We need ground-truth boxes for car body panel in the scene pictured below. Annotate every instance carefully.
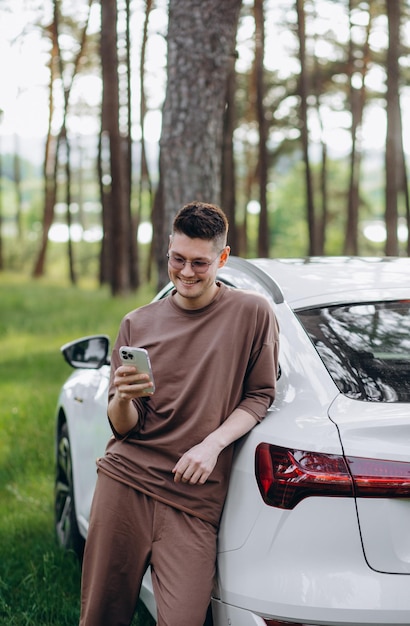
[328,395,410,462]
[216,497,410,624]
[217,294,344,554]
[57,366,111,536]
[328,395,410,574]
[250,257,410,308]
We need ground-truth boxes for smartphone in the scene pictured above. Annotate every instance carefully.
[119,346,155,393]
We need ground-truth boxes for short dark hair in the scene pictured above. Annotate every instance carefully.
[172,202,229,247]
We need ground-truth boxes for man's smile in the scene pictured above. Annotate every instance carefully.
[179,278,200,285]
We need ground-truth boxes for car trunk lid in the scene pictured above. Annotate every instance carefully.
[329,395,410,574]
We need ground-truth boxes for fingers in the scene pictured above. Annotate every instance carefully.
[172,441,219,485]
[173,467,206,485]
[114,365,153,398]
[172,456,211,485]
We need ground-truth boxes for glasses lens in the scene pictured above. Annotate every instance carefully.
[167,254,212,273]
[168,254,184,270]
[191,261,209,273]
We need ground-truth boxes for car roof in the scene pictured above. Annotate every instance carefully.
[239,257,410,309]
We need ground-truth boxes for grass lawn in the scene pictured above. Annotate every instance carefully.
[0,272,155,625]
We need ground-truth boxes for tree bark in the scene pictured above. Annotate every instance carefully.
[296,0,316,256]
[139,0,154,282]
[101,0,131,295]
[32,7,59,278]
[344,0,371,256]
[158,0,242,287]
[13,135,23,240]
[385,0,401,256]
[221,54,238,255]
[33,0,92,278]
[254,0,269,258]
[125,0,139,290]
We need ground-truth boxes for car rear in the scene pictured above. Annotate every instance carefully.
[300,298,410,577]
[214,258,410,626]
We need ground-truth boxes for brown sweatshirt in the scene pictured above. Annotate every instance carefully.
[97,282,279,527]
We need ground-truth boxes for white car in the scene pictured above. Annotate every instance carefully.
[55,256,410,626]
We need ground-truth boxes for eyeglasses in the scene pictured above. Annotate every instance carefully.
[167,250,223,274]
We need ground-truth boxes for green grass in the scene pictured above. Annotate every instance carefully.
[0,272,156,625]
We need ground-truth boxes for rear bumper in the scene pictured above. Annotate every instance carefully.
[215,498,410,625]
[211,598,410,626]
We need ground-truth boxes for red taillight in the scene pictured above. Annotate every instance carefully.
[255,443,410,509]
[348,456,410,496]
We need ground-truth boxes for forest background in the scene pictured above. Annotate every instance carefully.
[0,0,410,295]
[0,1,409,622]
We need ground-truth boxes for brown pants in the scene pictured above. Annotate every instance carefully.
[79,472,217,626]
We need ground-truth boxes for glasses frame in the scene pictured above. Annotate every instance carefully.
[167,249,224,274]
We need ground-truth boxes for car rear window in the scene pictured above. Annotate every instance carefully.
[296,300,410,402]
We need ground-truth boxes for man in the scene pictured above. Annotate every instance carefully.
[79,201,279,626]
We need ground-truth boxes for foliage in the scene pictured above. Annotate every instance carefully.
[0,273,155,625]
[1,149,391,280]
[0,0,409,285]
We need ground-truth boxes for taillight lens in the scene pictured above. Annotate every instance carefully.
[255,443,410,509]
[347,456,410,496]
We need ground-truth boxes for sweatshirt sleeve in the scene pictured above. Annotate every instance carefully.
[237,301,279,422]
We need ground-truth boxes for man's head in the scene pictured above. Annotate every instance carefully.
[168,201,230,310]
[172,201,229,251]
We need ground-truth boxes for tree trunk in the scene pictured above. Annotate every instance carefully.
[399,123,410,256]
[62,131,76,284]
[385,0,401,256]
[33,0,92,278]
[296,0,316,256]
[101,0,131,295]
[139,0,154,282]
[0,127,3,270]
[221,54,238,255]
[13,135,23,240]
[32,5,59,278]
[254,0,269,258]
[344,0,371,256]
[98,131,111,285]
[311,4,327,255]
[125,0,139,290]
[158,0,242,287]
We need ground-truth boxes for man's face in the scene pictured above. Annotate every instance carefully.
[167,232,229,310]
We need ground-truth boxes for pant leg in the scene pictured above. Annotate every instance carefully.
[79,473,153,626]
[150,503,217,626]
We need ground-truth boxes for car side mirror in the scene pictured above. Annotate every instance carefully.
[61,335,110,369]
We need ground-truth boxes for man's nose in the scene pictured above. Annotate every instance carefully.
[180,261,196,276]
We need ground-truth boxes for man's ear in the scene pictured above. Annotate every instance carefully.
[219,246,231,267]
